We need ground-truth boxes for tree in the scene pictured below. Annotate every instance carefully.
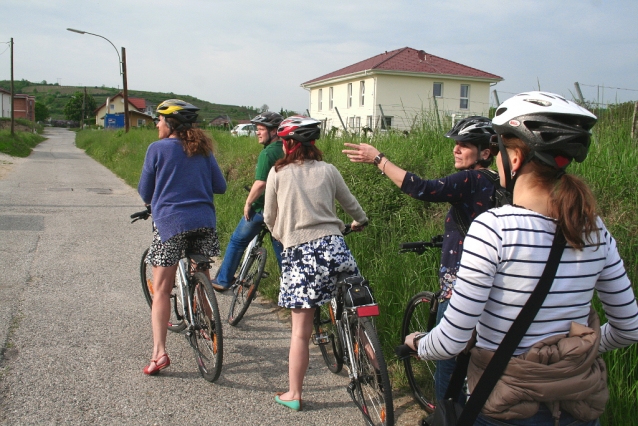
[35,102,50,122]
[259,104,269,113]
[64,91,97,122]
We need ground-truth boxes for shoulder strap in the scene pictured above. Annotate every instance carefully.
[446,228,566,426]
[475,168,500,184]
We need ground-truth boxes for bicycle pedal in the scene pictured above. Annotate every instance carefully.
[312,333,330,345]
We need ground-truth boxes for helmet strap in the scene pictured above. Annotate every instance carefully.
[499,135,516,194]
[284,140,301,155]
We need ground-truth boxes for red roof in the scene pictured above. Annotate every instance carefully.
[302,47,502,85]
[94,92,146,113]
[128,98,146,110]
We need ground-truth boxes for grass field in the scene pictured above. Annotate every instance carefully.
[0,119,45,157]
[74,110,637,424]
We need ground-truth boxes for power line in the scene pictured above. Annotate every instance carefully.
[579,83,638,92]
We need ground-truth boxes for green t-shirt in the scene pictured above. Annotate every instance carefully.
[252,140,284,212]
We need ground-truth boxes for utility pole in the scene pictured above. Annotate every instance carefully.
[574,82,585,105]
[122,47,129,132]
[10,38,14,136]
[81,87,86,129]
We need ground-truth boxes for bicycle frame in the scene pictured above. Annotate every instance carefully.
[175,258,196,327]
[236,225,268,282]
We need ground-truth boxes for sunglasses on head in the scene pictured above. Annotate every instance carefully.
[489,134,500,156]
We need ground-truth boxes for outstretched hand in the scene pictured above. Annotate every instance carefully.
[342,143,380,164]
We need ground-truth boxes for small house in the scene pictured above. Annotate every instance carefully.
[301,47,502,133]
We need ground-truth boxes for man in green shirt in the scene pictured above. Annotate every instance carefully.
[212,112,284,291]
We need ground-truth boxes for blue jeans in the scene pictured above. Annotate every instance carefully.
[474,406,601,426]
[435,299,465,404]
[216,211,283,286]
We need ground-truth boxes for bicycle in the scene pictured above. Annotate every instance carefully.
[132,207,224,382]
[312,225,394,426]
[394,234,443,414]
[226,222,269,326]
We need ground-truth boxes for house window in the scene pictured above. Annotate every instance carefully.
[360,81,365,106]
[347,83,353,108]
[433,82,443,98]
[381,116,392,129]
[348,116,361,132]
[318,89,323,111]
[137,119,144,127]
[109,104,115,111]
[460,84,470,109]
[329,87,334,110]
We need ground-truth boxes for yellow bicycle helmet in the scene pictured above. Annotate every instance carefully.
[156,99,199,131]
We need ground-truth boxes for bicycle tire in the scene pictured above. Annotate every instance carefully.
[140,249,186,332]
[190,272,223,382]
[228,247,267,326]
[401,291,437,413]
[140,248,154,308]
[313,299,344,373]
[350,317,394,426]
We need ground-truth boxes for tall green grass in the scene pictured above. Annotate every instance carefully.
[75,114,637,424]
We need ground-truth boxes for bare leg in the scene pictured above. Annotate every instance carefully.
[279,308,316,402]
[149,264,178,365]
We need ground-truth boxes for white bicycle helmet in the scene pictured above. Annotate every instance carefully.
[492,91,597,192]
[492,91,597,165]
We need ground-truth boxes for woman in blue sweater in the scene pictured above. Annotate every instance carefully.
[138,99,227,375]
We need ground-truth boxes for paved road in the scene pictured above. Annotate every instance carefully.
[0,128,397,425]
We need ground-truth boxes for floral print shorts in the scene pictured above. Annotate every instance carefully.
[278,235,359,309]
[146,224,220,267]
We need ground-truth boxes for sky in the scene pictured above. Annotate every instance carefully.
[2,0,637,114]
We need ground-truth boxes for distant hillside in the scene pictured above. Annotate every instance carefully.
[0,79,260,122]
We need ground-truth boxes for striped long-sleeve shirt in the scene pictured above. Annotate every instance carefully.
[417,205,638,360]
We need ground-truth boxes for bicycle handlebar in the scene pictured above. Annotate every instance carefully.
[394,344,417,360]
[398,234,444,254]
[130,206,151,223]
[343,221,368,236]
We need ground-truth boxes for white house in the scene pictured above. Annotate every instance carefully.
[0,87,11,118]
[301,47,502,133]
[94,92,154,128]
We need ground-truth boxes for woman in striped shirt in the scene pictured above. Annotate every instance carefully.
[406,92,638,425]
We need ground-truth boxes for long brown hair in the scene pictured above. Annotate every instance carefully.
[274,139,323,172]
[167,117,213,157]
[503,137,599,250]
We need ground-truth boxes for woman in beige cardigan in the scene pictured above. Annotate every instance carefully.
[264,116,368,411]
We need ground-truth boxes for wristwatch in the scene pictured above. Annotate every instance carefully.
[413,332,426,351]
[373,152,385,165]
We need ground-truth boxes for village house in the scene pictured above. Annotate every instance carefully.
[301,47,502,133]
[12,94,36,121]
[0,87,11,118]
[94,92,154,128]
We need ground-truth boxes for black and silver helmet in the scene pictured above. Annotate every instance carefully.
[445,116,495,150]
[251,111,284,129]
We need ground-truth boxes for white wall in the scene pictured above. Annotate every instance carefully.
[307,73,493,133]
[1,92,11,118]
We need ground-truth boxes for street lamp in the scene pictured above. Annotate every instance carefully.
[67,28,130,132]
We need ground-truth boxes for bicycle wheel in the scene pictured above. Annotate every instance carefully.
[140,248,154,308]
[401,291,437,413]
[313,299,344,373]
[350,317,394,426]
[190,272,223,382]
[228,247,267,326]
[140,249,186,332]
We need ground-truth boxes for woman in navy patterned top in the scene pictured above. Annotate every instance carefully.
[344,116,500,402]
